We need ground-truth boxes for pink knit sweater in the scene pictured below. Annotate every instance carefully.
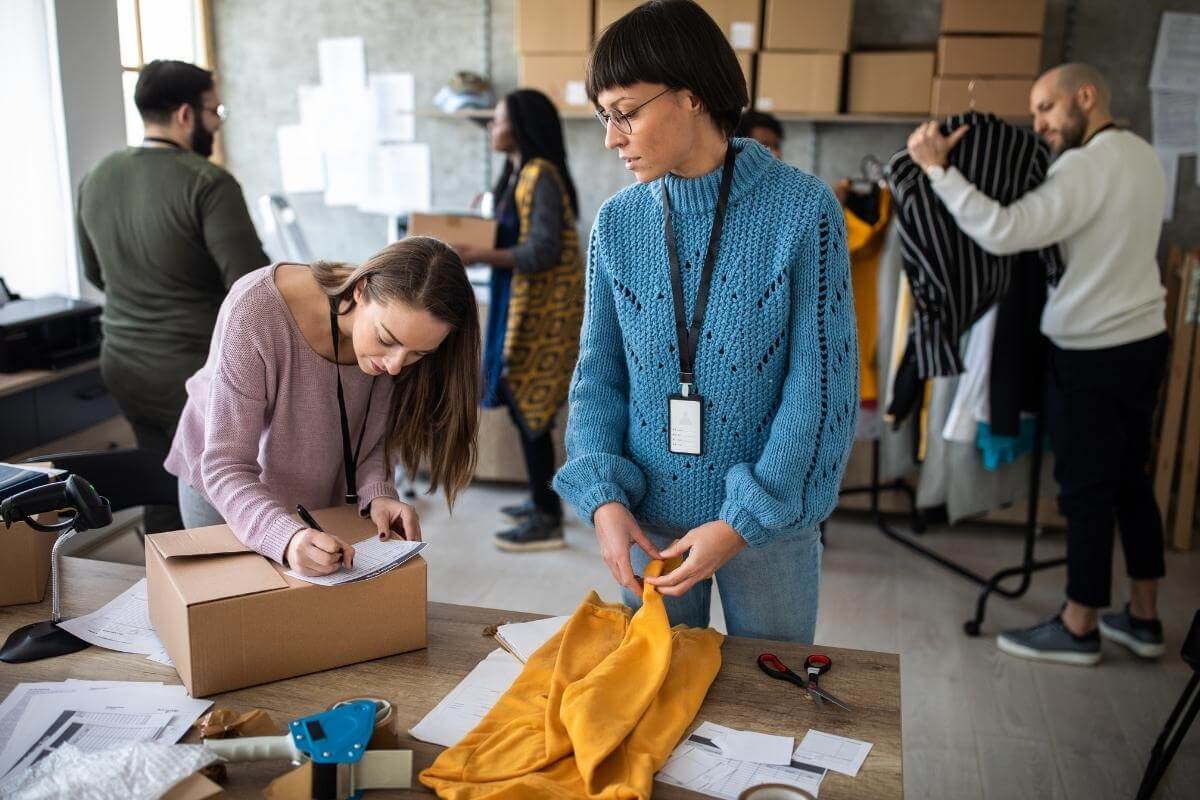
[165,265,398,562]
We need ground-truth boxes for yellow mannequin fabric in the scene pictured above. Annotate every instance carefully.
[842,187,892,404]
[420,558,724,799]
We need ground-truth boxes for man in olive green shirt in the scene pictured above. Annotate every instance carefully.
[77,59,269,532]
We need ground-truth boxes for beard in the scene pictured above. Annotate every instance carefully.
[191,116,215,158]
[1053,100,1088,155]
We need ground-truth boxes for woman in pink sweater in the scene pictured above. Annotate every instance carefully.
[166,238,480,576]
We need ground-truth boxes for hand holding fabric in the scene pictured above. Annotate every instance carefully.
[907,121,970,170]
[594,502,662,595]
[646,520,747,597]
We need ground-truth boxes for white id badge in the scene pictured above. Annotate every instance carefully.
[668,394,704,455]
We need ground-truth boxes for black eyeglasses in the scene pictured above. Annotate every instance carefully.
[200,103,228,122]
[594,88,672,135]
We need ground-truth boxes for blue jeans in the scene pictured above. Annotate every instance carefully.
[622,525,822,643]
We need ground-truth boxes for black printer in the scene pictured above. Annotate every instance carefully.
[0,279,102,372]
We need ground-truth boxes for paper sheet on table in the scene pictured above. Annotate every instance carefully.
[318,36,366,91]
[793,730,873,778]
[0,684,210,783]
[277,124,325,193]
[408,648,523,747]
[370,73,416,142]
[56,578,165,655]
[494,615,570,662]
[358,143,431,215]
[1149,12,1200,94]
[286,537,427,585]
[712,727,794,766]
[1152,91,1199,153]
[657,721,825,799]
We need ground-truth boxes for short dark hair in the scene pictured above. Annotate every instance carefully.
[134,60,214,124]
[586,0,748,138]
[734,110,783,141]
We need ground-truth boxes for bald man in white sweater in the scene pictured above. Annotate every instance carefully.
[907,63,1169,666]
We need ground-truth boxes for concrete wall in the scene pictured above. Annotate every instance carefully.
[212,0,1199,265]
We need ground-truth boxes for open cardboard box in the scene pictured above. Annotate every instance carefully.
[146,505,427,697]
[0,464,64,607]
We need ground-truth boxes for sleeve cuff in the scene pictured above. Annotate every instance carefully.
[572,482,631,526]
[260,514,306,565]
[719,500,771,549]
[357,480,400,517]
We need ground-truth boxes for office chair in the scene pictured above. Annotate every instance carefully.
[20,448,177,522]
[1136,609,1200,799]
[257,194,314,263]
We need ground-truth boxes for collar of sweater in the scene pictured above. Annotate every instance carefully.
[654,137,773,216]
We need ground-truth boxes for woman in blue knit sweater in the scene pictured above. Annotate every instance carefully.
[552,0,858,642]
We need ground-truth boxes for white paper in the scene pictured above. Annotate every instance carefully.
[730,22,755,50]
[793,730,873,778]
[370,73,416,141]
[1152,91,1199,153]
[357,143,432,215]
[408,649,523,747]
[277,124,325,193]
[56,579,165,656]
[1157,146,1182,222]
[318,36,366,91]
[1149,12,1200,93]
[0,682,158,763]
[299,85,374,153]
[657,722,825,799]
[146,647,175,667]
[323,148,370,207]
[564,80,587,107]
[714,728,795,766]
[494,615,570,662]
[286,537,427,585]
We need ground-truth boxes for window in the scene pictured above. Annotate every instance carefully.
[116,0,215,148]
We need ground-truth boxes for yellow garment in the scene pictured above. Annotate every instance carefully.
[504,158,585,436]
[420,558,724,799]
[842,186,892,404]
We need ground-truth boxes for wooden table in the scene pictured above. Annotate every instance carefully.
[0,559,903,798]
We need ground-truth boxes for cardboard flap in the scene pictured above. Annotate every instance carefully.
[151,525,255,558]
[150,525,288,605]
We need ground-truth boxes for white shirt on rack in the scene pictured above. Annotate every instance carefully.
[928,128,1167,351]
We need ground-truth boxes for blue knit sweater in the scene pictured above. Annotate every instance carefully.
[552,139,858,548]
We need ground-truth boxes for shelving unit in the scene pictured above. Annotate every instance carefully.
[417,107,939,125]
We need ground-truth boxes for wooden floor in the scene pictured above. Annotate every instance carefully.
[412,480,1200,800]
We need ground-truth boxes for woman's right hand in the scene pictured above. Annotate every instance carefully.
[593,502,662,594]
[284,528,355,576]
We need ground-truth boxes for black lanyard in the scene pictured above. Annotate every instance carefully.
[1082,121,1117,146]
[662,144,737,395]
[329,300,376,505]
[142,137,182,149]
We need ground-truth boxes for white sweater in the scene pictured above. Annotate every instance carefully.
[929,128,1167,350]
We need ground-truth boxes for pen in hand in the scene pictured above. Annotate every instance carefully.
[295,504,352,571]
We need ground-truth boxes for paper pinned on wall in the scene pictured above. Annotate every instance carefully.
[299,85,374,153]
[277,124,325,193]
[324,148,370,207]
[1158,146,1181,223]
[1152,90,1199,153]
[358,143,432,215]
[318,36,367,91]
[1149,12,1200,94]
[370,73,417,142]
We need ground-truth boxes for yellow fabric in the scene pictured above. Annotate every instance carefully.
[842,187,892,404]
[504,158,585,436]
[420,558,724,799]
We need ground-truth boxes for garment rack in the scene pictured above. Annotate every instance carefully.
[838,412,1066,636]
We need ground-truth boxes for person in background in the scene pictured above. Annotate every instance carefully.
[554,0,858,642]
[165,240,481,576]
[906,63,1169,665]
[76,59,269,533]
[733,110,783,158]
[452,89,584,553]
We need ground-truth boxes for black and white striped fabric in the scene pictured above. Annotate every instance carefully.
[886,111,1065,378]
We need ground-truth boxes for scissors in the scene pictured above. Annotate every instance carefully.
[757,652,853,712]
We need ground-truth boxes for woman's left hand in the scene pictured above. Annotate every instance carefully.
[369,497,422,542]
[645,520,747,597]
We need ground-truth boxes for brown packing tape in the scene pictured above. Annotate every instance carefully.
[195,707,282,739]
[328,697,400,750]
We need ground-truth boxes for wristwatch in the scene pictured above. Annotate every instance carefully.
[925,164,946,181]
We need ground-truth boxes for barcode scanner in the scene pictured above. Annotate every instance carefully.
[1,474,113,663]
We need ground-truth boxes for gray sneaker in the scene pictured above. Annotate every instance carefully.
[1099,604,1165,659]
[997,614,1101,666]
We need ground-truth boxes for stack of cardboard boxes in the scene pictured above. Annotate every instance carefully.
[515,0,593,113]
[755,0,852,115]
[932,0,1045,118]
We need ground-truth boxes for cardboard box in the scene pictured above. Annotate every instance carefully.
[0,513,57,606]
[696,0,762,51]
[940,0,1045,35]
[146,505,427,697]
[594,0,641,37]
[737,51,754,95]
[848,51,934,114]
[931,76,1033,118]
[515,0,591,54]
[764,0,854,52]
[518,54,591,111]
[755,52,843,114]
[937,35,1042,77]
[407,213,497,250]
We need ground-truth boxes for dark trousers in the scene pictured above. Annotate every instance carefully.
[501,382,562,519]
[1047,333,1168,609]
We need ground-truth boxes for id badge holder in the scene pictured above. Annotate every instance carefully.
[668,388,704,456]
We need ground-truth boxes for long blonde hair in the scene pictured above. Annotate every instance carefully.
[311,238,480,507]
